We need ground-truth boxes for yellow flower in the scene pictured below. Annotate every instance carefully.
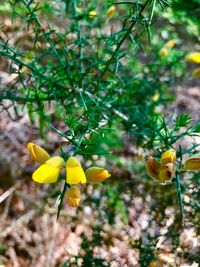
[165,39,177,49]
[27,143,65,184]
[183,154,200,171]
[27,142,50,164]
[66,157,86,184]
[66,186,81,207]
[192,67,200,78]
[106,5,116,19]
[146,150,176,183]
[85,167,111,183]
[32,156,65,183]
[161,149,176,165]
[145,157,161,181]
[186,52,200,64]
[89,10,97,18]
[159,163,175,182]
[159,47,168,57]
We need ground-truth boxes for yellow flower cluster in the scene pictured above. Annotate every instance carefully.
[75,6,97,19]
[186,52,200,78]
[27,143,111,207]
[159,39,177,57]
[146,149,176,183]
[146,149,200,183]
[75,5,116,20]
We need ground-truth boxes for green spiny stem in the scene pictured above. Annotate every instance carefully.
[0,94,57,102]
[175,171,183,221]
[100,0,151,78]
[0,90,129,122]
[49,124,80,147]
[57,181,70,220]
[0,48,72,91]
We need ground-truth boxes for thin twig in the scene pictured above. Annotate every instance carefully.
[0,209,36,238]
[0,181,22,204]
[100,0,151,78]
[175,171,183,223]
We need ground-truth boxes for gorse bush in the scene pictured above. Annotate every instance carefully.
[0,0,200,216]
[0,0,193,144]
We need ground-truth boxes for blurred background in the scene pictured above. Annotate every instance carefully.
[0,0,199,266]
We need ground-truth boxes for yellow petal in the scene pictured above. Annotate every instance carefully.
[161,149,176,165]
[45,156,65,169]
[165,39,176,49]
[145,157,161,181]
[159,163,175,182]
[32,164,60,183]
[106,5,116,18]
[66,157,86,184]
[186,52,200,64]
[159,47,168,57]
[27,143,50,164]
[184,154,200,171]
[192,67,200,78]
[85,167,111,183]
[66,186,81,208]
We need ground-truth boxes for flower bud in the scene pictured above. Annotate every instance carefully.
[186,52,200,64]
[106,5,116,19]
[184,154,200,171]
[66,186,81,208]
[145,157,161,181]
[66,157,86,184]
[27,143,50,164]
[159,163,175,182]
[85,167,111,183]
[161,149,176,165]
[159,47,168,57]
[165,39,176,49]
